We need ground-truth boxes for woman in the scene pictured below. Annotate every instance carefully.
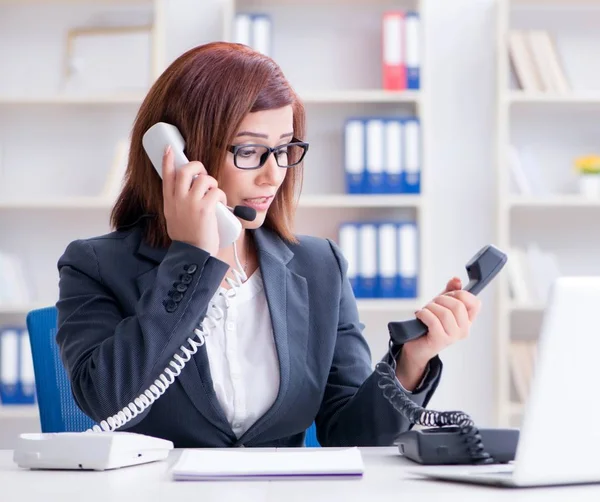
[56,41,481,448]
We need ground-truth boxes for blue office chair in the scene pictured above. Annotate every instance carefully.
[305,422,320,447]
[26,306,95,433]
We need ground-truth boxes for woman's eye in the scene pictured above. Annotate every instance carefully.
[238,148,257,158]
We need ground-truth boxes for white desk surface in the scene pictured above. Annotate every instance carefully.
[2,447,600,501]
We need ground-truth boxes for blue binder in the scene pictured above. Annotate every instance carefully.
[377,222,401,297]
[405,12,420,90]
[0,326,20,404]
[365,119,385,194]
[401,118,421,194]
[344,119,366,194]
[397,221,419,298]
[338,223,359,294]
[357,223,378,298]
[383,119,403,194]
[18,328,36,405]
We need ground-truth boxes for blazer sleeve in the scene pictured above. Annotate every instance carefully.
[56,238,229,429]
[314,239,443,447]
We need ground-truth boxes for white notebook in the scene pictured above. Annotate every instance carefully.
[171,447,364,481]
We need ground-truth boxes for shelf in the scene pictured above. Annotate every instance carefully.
[356,299,421,312]
[0,93,146,105]
[507,195,600,208]
[509,301,545,313]
[0,303,49,315]
[0,405,38,419]
[0,90,419,106]
[0,197,114,209]
[298,194,421,208]
[299,90,420,104]
[507,92,600,104]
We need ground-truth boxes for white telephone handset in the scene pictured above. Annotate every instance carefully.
[142,122,242,248]
[13,124,257,472]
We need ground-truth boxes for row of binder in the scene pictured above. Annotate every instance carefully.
[382,11,420,90]
[344,117,420,194]
[233,10,421,91]
[0,326,36,405]
[339,221,418,299]
[234,13,272,57]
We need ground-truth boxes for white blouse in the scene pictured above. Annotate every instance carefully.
[204,269,280,438]
[203,268,424,439]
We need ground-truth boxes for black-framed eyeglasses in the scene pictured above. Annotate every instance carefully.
[226,138,309,169]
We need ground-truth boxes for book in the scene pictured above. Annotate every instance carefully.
[171,447,364,481]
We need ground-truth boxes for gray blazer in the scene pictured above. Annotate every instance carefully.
[56,218,442,448]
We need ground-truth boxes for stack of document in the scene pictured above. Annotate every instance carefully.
[171,447,364,481]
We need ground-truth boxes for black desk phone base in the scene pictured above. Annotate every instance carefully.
[378,245,516,466]
[395,427,519,465]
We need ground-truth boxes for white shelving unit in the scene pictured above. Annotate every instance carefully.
[0,0,430,436]
[495,0,600,427]
[225,0,431,355]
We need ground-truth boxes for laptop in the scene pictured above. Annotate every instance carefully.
[410,276,600,487]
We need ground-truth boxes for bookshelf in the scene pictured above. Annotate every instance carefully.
[0,0,429,435]
[495,0,600,427]
[226,0,430,352]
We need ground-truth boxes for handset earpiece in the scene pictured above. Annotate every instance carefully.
[387,245,507,346]
[142,122,255,248]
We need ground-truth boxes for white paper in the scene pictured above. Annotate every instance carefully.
[171,447,364,481]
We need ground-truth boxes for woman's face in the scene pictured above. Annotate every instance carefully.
[218,105,294,229]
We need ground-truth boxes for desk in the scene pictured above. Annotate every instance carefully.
[2,447,600,501]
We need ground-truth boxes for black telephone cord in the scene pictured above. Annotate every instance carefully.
[375,343,494,465]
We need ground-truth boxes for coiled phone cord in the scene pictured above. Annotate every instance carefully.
[88,243,247,433]
[375,342,494,465]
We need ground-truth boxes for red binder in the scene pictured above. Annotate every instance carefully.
[382,11,406,90]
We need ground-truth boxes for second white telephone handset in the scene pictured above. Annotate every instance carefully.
[142,122,247,248]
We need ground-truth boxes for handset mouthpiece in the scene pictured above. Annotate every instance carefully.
[228,205,257,222]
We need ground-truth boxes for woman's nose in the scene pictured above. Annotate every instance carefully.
[256,154,281,185]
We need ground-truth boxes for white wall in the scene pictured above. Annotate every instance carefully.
[422,0,498,425]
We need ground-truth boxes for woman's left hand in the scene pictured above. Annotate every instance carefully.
[401,277,482,369]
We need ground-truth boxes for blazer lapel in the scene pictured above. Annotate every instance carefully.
[134,235,234,435]
[237,228,309,445]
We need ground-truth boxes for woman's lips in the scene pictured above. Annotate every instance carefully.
[242,196,274,211]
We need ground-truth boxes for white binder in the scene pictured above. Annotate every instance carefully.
[0,328,19,404]
[398,222,418,298]
[384,119,403,193]
[345,120,365,193]
[359,224,377,298]
[366,119,385,193]
[403,119,421,193]
[252,15,271,56]
[339,223,359,293]
[234,14,252,47]
[378,223,399,297]
[19,329,36,403]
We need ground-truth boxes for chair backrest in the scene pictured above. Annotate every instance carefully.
[305,422,320,447]
[26,306,95,433]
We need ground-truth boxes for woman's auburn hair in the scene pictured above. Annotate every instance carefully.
[110,41,305,248]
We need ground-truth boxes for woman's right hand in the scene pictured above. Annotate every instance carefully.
[161,145,227,256]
